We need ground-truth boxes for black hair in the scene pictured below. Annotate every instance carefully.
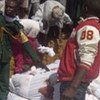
[86,0,100,17]
[5,0,21,7]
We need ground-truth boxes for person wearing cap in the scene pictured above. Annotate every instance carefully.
[32,0,72,37]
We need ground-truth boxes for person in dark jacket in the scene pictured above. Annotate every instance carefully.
[0,0,49,99]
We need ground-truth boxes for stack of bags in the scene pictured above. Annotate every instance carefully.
[8,60,60,100]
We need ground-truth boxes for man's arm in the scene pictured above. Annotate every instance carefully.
[19,30,49,71]
[61,65,88,100]
[70,65,88,89]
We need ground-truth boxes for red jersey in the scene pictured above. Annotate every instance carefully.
[57,17,100,83]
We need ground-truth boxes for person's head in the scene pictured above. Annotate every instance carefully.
[85,0,100,17]
[5,0,20,17]
[52,6,64,20]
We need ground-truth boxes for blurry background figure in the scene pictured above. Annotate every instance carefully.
[0,0,5,14]
[28,0,40,18]
[17,0,29,18]
[32,0,72,33]
[21,0,29,10]
[32,0,72,45]
[65,0,86,26]
[18,0,40,19]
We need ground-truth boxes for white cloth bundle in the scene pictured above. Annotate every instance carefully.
[38,45,55,57]
[9,69,58,99]
[20,19,40,38]
[87,74,100,99]
[7,92,28,100]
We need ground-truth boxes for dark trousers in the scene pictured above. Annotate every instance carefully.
[60,82,89,100]
[0,61,10,100]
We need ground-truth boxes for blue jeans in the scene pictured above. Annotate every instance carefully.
[60,82,89,100]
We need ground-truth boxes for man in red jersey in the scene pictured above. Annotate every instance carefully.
[57,0,100,100]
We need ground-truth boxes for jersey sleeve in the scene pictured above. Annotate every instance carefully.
[77,25,100,69]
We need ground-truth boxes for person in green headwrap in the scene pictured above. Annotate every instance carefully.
[0,0,49,99]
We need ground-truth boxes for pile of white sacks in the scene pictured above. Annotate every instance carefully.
[8,59,100,100]
[86,75,100,100]
[8,60,60,100]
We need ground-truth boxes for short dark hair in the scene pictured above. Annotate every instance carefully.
[86,0,100,17]
[5,0,21,7]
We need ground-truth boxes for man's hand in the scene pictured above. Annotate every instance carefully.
[39,86,54,99]
[61,87,77,100]
[61,66,89,100]
[34,60,50,71]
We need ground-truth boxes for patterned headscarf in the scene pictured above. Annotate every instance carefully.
[52,6,64,19]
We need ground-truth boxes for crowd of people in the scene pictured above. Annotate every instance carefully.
[0,0,100,100]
